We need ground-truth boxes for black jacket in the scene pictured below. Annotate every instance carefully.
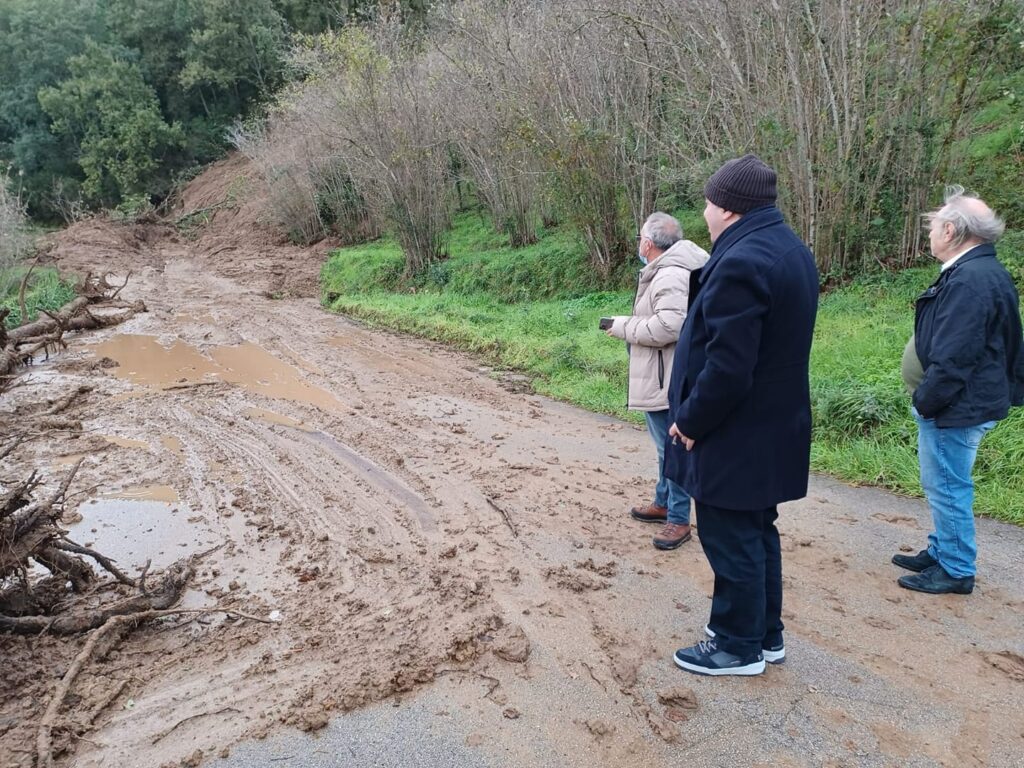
[913,243,1024,426]
[664,206,819,510]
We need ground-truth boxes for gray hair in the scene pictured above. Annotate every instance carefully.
[641,212,683,250]
[927,184,1005,246]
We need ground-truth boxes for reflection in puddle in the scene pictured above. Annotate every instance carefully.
[70,498,202,570]
[93,335,345,413]
[245,407,314,432]
[104,485,180,503]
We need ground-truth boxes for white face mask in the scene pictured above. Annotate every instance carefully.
[638,249,648,265]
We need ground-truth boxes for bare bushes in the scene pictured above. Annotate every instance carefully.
[242,0,1019,281]
[651,0,1014,276]
[1,169,32,298]
[239,20,450,272]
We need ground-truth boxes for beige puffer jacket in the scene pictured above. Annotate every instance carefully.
[609,239,710,411]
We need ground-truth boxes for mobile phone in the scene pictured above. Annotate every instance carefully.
[599,317,613,330]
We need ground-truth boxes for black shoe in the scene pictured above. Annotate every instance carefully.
[673,639,765,676]
[704,625,785,664]
[898,564,974,595]
[892,549,937,573]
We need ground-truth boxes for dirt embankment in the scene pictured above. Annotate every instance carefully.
[2,154,1023,768]
[44,153,334,299]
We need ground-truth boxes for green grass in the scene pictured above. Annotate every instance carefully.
[322,215,1024,524]
[811,258,1024,523]
[2,268,78,328]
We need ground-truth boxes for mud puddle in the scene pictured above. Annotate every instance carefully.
[92,334,346,413]
[70,496,209,571]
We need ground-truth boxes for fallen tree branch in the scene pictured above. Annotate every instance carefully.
[37,614,132,768]
[17,255,41,331]
[0,558,194,635]
[485,496,519,538]
[150,706,240,745]
[85,678,130,726]
[0,435,24,461]
[44,386,93,417]
[110,271,132,300]
[53,540,136,587]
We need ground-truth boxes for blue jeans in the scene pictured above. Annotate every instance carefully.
[644,410,691,525]
[913,407,995,578]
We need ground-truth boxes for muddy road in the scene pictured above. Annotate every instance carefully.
[2,234,1024,768]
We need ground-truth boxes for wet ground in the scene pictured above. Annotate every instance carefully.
[2,237,1024,768]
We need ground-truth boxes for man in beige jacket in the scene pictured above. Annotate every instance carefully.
[606,212,710,549]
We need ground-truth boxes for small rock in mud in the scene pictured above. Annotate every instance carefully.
[664,706,691,723]
[181,750,204,768]
[493,624,530,664]
[985,651,1024,682]
[585,718,615,737]
[575,558,618,578]
[657,685,699,710]
[544,565,609,593]
[502,707,520,719]
[297,709,330,732]
[440,545,457,559]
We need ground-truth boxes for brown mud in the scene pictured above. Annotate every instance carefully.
[1,157,1023,768]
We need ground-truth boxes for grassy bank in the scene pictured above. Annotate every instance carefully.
[1,268,77,329]
[322,218,1024,524]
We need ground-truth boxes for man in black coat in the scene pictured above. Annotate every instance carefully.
[664,154,819,676]
[894,186,1024,594]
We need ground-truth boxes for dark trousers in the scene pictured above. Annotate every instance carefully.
[696,501,783,659]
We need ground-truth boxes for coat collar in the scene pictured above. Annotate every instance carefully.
[941,242,995,273]
[699,206,783,282]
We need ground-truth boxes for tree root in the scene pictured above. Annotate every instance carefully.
[0,558,194,635]
[0,273,146,388]
[35,603,273,767]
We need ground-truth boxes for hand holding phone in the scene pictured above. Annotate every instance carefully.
[599,317,613,331]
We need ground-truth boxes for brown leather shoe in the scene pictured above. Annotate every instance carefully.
[630,503,668,523]
[653,523,692,550]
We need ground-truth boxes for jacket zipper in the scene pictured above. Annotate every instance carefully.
[625,270,642,408]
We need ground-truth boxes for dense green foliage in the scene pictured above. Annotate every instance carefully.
[323,217,1024,523]
[0,0,430,219]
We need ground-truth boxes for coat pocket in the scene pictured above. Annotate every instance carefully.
[658,349,665,390]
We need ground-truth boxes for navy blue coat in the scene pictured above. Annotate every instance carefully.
[913,243,1024,426]
[664,206,819,510]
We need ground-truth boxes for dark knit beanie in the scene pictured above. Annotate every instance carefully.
[703,154,777,214]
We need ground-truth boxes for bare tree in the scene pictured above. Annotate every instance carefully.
[1,169,32,302]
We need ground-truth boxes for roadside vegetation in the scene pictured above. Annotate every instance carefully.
[324,221,1024,523]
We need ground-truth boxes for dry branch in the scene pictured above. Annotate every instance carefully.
[0,558,194,635]
[0,273,146,386]
[37,613,132,768]
[53,540,136,587]
[485,495,518,538]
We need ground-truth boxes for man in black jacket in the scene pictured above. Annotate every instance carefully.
[894,186,1024,595]
[664,155,819,676]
